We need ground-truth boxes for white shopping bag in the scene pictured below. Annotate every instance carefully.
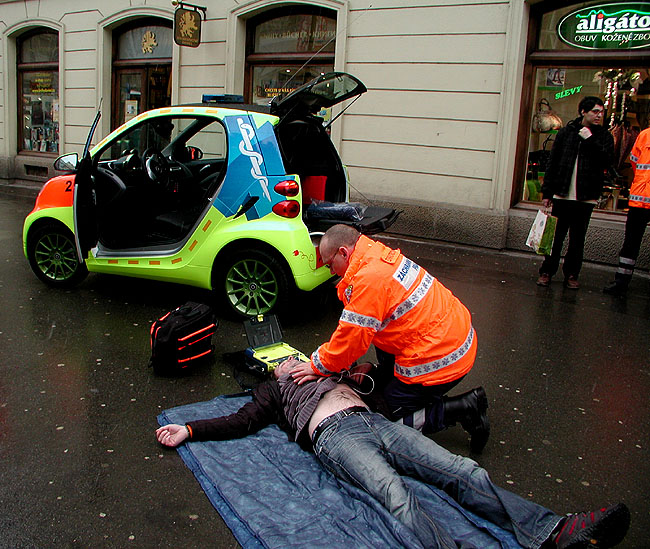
[526,209,557,255]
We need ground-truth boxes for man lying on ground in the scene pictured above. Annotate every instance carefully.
[156,358,630,549]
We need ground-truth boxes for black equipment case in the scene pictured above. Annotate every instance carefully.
[149,302,217,375]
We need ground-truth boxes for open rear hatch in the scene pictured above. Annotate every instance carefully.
[271,72,398,235]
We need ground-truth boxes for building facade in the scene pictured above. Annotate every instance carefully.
[1,0,648,267]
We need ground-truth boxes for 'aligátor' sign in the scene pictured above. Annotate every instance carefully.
[558,3,650,50]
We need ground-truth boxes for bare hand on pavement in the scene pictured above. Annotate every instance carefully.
[156,424,189,447]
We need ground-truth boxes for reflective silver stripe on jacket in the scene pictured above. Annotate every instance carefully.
[340,309,382,331]
[630,153,638,162]
[311,270,436,376]
[629,194,650,203]
[634,162,650,170]
[311,347,331,376]
[380,272,435,331]
[394,326,475,379]
[337,272,435,333]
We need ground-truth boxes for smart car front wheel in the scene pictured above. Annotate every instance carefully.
[217,249,291,318]
[27,224,88,287]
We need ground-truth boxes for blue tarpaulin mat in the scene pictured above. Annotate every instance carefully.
[158,395,522,549]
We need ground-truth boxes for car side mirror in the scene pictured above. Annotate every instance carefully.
[54,153,79,172]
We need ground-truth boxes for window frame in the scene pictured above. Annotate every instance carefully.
[16,28,59,156]
[244,6,337,103]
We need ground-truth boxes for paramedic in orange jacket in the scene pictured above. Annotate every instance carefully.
[603,127,650,296]
[292,224,489,453]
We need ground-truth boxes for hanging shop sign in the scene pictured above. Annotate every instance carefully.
[173,2,206,48]
[558,3,650,50]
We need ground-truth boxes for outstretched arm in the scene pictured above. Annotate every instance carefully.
[156,424,189,447]
[155,380,286,446]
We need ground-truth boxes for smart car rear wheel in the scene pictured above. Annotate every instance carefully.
[218,249,291,318]
[27,224,88,287]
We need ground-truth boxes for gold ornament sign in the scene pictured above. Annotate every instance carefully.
[174,7,202,48]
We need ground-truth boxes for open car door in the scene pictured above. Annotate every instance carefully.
[72,110,102,259]
[270,71,367,118]
[271,72,398,235]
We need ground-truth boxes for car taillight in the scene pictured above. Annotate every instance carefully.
[272,200,300,218]
[274,180,300,197]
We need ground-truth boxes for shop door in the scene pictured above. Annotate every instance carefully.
[113,65,171,130]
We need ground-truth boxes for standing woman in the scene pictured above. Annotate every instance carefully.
[536,96,614,289]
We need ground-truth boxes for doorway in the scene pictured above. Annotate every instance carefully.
[111,19,172,130]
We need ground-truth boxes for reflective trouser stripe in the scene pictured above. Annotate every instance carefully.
[616,256,635,276]
[396,408,426,431]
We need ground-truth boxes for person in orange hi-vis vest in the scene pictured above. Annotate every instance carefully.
[291,224,489,453]
[604,126,650,296]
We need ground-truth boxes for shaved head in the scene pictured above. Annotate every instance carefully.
[320,225,361,259]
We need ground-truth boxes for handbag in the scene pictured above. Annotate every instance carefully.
[149,301,218,375]
[532,99,563,133]
[528,134,554,173]
[526,209,557,256]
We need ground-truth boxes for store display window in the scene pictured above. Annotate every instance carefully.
[525,66,648,212]
[245,8,336,106]
[18,30,59,154]
[521,2,650,213]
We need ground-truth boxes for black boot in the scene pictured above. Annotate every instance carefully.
[443,387,490,453]
[603,273,630,296]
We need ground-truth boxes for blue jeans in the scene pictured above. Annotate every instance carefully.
[313,411,560,548]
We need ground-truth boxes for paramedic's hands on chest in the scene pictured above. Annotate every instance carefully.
[282,357,330,385]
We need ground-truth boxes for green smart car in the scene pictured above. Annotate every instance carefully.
[23,72,398,317]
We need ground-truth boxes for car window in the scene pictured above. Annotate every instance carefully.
[184,121,226,160]
[97,116,226,162]
[98,117,175,162]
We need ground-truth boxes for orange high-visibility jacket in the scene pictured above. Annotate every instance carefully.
[311,236,476,386]
[629,127,650,210]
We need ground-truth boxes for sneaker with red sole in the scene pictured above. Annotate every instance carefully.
[552,503,630,548]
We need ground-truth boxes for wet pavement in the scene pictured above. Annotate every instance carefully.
[1,188,649,548]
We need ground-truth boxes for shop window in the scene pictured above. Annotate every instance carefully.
[521,2,650,213]
[525,66,648,212]
[111,20,172,130]
[17,30,59,154]
[245,7,336,105]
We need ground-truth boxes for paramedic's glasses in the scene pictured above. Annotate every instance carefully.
[322,248,342,268]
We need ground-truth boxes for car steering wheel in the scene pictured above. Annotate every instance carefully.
[142,148,170,186]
